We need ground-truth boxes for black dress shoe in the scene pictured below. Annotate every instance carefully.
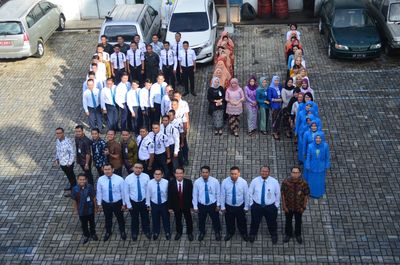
[198,233,205,241]
[188,233,194,241]
[248,235,255,243]
[296,235,303,244]
[174,233,182,240]
[82,236,90,244]
[103,233,111,241]
[224,234,233,241]
[132,234,138,241]
[165,233,171,240]
[121,232,127,241]
[283,235,291,243]
[215,232,222,241]
[145,233,152,240]
[182,91,189,96]
[241,234,248,242]
[153,234,159,240]
[91,234,99,241]
[191,91,197,96]
[272,236,278,244]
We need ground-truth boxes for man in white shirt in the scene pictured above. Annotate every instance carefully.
[220,166,249,241]
[136,127,154,175]
[248,165,281,244]
[148,123,170,180]
[115,73,131,131]
[82,71,103,92]
[146,168,171,240]
[133,34,146,53]
[110,45,127,84]
[150,74,167,124]
[101,78,118,131]
[139,79,152,131]
[82,79,102,129]
[160,114,179,179]
[124,162,151,241]
[96,164,127,241]
[126,41,144,86]
[178,41,197,96]
[161,85,173,116]
[170,32,183,86]
[172,93,190,166]
[159,41,176,88]
[192,165,222,241]
[126,80,141,134]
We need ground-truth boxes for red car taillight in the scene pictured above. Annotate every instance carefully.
[23,32,29,42]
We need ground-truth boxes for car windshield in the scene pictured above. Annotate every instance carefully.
[389,3,400,22]
[0,21,23,35]
[169,12,209,32]
[104,25,137,42]
[333,9,375,28]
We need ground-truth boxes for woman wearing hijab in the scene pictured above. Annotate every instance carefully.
[297,114,315,164]
[214,46,232,75]
[244,76,258,136]
[214,60,231,89]
[301,78,314,99]
[281,78,295,138]
[305,132,330,198]
[217,31,235,50]
[225,78,245,137]
[256,77,270,135]
[207,77,225,135]
[282,78,295,108]
[267,76,283,140]
[302,121,325,165]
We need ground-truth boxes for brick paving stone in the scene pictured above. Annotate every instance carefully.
[0,25,399,264]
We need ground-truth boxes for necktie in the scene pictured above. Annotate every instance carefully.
[176,42,179,58]
[261,180,266,207]
[157,182,162,204]
[166,50,169,66]
[108,177,113,202]
[90,90,97,108]
[148,89,151,107]
[137,176,142,201]
[138,138,143,150]
[205,181,210,204]
[111,88,116,105]
[133,50,136,67]
[164,126,167,135]
[232,181,236,206]
[185,50,188,67]
[153,134,157,151]
[178,182,184,209]
[136,90,140,107]
[116,52,120,69]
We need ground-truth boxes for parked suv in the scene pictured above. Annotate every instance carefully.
[0,0,65,59]
[367,0,400,55]
[99,4,161,45]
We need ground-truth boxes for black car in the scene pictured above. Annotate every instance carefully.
[318,0,382,59]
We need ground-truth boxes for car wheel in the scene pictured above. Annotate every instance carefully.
[57,15,66,31]
[34,40,44,58]
[318,18,324,34]
[327,43,334,59]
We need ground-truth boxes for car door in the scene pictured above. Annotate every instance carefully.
[147,6,160,37]
[209,0,217,44]
[380,1,392,41]
[26,4,44,51]
[39,1,58,41]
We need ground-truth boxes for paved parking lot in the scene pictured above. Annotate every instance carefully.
[0,24,399,265]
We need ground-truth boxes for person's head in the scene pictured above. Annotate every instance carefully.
[97,44,104,53]
[106,78,114,88]
[260,77,268,88]
[87,79,95,90]
[106,130,116,141]
[171,99,179,110]
[175,167,185,181]
[131,80,139,89]
[152,34,159,43]
[311,122,318,132]
[145,79,152,89]
[77,173,88,187]
[75,125,84,138]
[121,130,131,141]
[130,41,138,50]
[173,91,182,101]
[260,165,270,179]
[295,76,303,87]
[290,23,298,30]
[92,55,99,63]
[286,78,293,88]
[315,135,322,145]
[222,35,228,41]
[146,44,153,53]
[139,127,148,138]
[117,35,124,44]
[292,46,299,54]
[302,79,309,89]
[91,128,100,140]
[168,109,176,120]
[295,56,302,66]
[133,162,144,175]
[175,32,181,42]
[55,127,64,140]
[229,78,239,89]
[230,166,240,182]
[290,166,301,179]
[153,168,163,181]
[152,123,160,134]
[200,165,210,180]
[98,52,104,61]
[103,164,113,177]
[248,77,256,87]
[182,41,189,50]
[157,74,165,84]
[163,41,170,50]
[161,115,170,126]
[297,93,304,102]
[211,77,220,88]
[113,45,120,53]
[121,73,129,83]
[272,75,280,87]
[91,63,98,72]
[100,35,108,44]
[88,71,95,80]
[304,92,313,102]
[165,85,173,94]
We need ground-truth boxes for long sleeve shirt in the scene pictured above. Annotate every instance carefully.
[192,176,220,209]
[150,82,167,106]
[126,88,141,114]
[146,178,169,206]
[139,87,151,110]
[160,95,171,116]
[96,174,125,205]
[160,123,179,155]
[82,88,101,112]
[220,176,249,210]
[124,172,150,207]
[55,137,75,166]
[248,176,281,208]
[101,86,117,110]
[115,81,131,108]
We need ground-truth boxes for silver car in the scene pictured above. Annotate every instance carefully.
[0,0,65,59]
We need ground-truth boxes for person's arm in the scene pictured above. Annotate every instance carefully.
[192,181,198,210]
[146,182,151,208]
[67,139,75,165]
[159,51,163,71]
[173,52,177,72]
[96,180,102,206]
[172,127,180,156]
[82,92,89,114]
[192,51,197,72]
[215,179,221,209]
[220,181,226,211]
[149,87,155,108]
[248,180,254,207]
[100,90,106,111]
[243,181,249,211]
[274,181,281,208]
[126,92,135,115]
[120,179,126,206]
[305,145,312,170]
[124,179,132,209]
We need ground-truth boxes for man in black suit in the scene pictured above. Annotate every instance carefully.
[168,167,194,241]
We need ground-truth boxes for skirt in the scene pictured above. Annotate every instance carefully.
[228,115,240,134]
[212,109,224,130]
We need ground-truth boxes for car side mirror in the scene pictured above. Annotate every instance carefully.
[212,22,218,28]
[154,11,158,16]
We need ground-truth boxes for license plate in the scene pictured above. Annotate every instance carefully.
[352,54,366,58]
[0,41,12,46]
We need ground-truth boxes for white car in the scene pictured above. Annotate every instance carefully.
[166,0,217,64]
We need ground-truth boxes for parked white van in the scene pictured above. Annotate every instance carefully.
[166,0,217,63]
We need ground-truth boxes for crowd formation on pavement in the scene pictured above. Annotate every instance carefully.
[53,24,330,246]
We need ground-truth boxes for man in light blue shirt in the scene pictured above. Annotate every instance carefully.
[220,166,249,241]
[192,165,221,241]
[82,79,102,129]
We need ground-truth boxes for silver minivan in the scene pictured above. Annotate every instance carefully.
[99,4,161,45]
[0,0,65,59]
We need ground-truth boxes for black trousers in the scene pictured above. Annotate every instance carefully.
[162,65,175,88]
[79,163,94,185]
[87,106,103,130]
[141,108,151,132]
[102,200,125,234]
[225,204,248,236]
[167,144,179,179]
[285,210,302,237]
[198,203,221,234]
[173,208,193,234]
[105,104,118,131]
[114,68,125,85]
[249,203,278,238]
[154,152,169,180]
[79,213,96,237]
[129,64,143,85]
[117,104,129,131]
[129,200,150,236]
[175,61,182,85]
[150,202,170,235]
[182,66,195,93]
[178,134,189,165]
[129,106,140,134]
[60,163,76,188]
[150,103,161,125]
